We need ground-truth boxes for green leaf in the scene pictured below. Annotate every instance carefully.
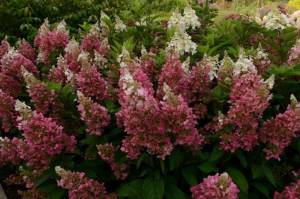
[169,149,185,171]
[35,169,54,187]
[251,164,263,179]
[236,150,247,168]
[209,145,224,162]
[198,162,217,173]
[263,165,276,187]
[252,182,269,197]
[164,183,189,199]
[142,177,164,199]
[118,179,144,198]
[182,166,198,186]
[227,168,249,193]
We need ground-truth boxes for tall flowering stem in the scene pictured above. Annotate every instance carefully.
[211,73,272,152]
[14,101,76,170]
[0,89,17,132]
[259,96,300,160]
[274,179,300,199]
[161,83,204,149]
[97,143,129,180]
[157,54,190,101]
[117,67,172,159]
[34,19,69,64]
[191,172,239,199]
[55,166,110,199]
[77,91,110,136]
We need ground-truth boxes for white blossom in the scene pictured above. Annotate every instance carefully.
[233,50,257,76]
[166,31,197,55]
[115,15,127,32]
[183,6,201,30]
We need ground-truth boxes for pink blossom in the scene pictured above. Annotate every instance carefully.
[14,109,76,170]
[77,91,110,136]
[259,104,300,160]
[0,90,16,132]
[161,84,204,149]
[157,53,190,100]
[191,173,239,199]
[0,39,10,59]
[188,60,213,118]
[210,73,272,152]
[0,137,21,166]
[80,29,109,56]
[76,64,108,101]
[117,67,172,159]
[56,167,110,199]
[274,179,300,199]
[288,40,300,65]
[0,49,37,97]
[17,39,36,62]
[34,20,69,64]
[64,38,81,72]
[97,143,129,180]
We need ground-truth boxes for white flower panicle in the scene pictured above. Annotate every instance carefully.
[115,15,127,32]
[256,10,291,30]
[183,6,201,30]
[166,31,197,55]
[233,50,257,76]
[264,74,275,90]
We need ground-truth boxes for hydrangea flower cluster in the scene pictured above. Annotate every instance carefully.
[0,137,21,166]
[55,166,110,199]
[77,91,110,136]
[210,73,273,152]
[255,10,291,30]
[0,48,37,97]
[288,39,300,65]
[259,96,300,160]
[22,68,62,116]
[76,59,108,101]
[167,7,200,55]
[0,89,17,132]
[117,67,172,159]
[274,179,300,199]
[161,83,204,149]
[14,101,76,170]
[34,19,69,64]
[97,143,129,180]
[190,172,239,199]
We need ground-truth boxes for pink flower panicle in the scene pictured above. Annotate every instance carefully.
[157,53,190,100]
[64,38,81,72]
[17,39,36,62]
[191,172,239,199]
[0,48,37,97]
[259,98,300,160]
[48,55,68,84]
[0,89,16,132]
[0,39,10,60]
[0,137,21,166]
[274,179,300,199]
[14,106,76,169]
[22,68,62,116]
[80,27,109,57]
[97,143,129,180]
[55,166,110,199]
[76,61,108,102]
[77,91,110,136]
[161,83,204,149]
[212,73,272,152]
[188,60,214,118]
[288,39,300,65]
[117,67,172,159]
[34,19,69,64]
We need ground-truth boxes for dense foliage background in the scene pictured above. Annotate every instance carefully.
[0,0,300,199]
